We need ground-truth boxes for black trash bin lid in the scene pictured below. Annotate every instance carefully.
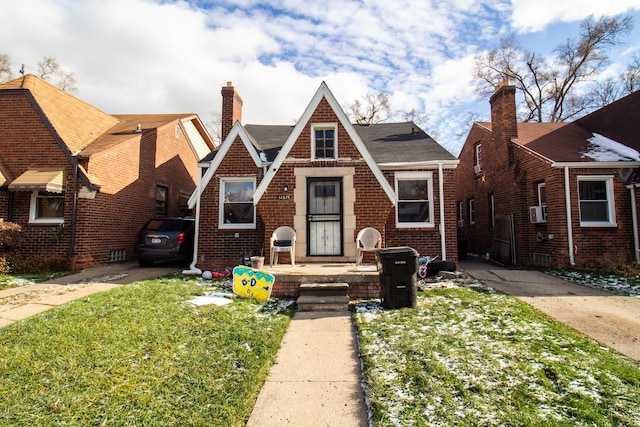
[376,246,419,257]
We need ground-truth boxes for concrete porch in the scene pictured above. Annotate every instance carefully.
[262,262,381,299]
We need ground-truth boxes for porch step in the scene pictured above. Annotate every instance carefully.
[297,283,350,311]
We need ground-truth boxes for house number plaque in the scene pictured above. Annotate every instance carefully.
[277,195,291,200]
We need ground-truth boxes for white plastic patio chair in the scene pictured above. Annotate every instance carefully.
[356,227,382,267]
[270,226,296,266]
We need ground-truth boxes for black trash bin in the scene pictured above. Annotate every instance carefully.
[376,246,419,309]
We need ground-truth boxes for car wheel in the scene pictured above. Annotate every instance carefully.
[138,259,154,267]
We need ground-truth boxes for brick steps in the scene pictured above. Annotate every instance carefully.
[296,283,350,312]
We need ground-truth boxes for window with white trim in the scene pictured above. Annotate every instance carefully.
[468,198,475,225]
[30,191,65,224]
[578,176,616,226]
[457,200,464,228]
[475,143,482,170]
[395,172,434,228]
[537,182,548,221]
[312,124,337,160]
[219,178,256,229]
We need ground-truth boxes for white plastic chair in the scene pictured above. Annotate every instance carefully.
[270,226,296,266]
[356,227,382,266]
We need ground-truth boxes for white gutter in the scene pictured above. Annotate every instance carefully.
[629,186,640,263]
[563,166,576,266]
[438,162,447,260]
[183,163,210,275]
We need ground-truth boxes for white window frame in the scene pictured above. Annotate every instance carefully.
[394,171,434,228]
[577,175,616,227]
[29,191,65,224]
[458,200,464,225]
[475,143,483,170]
[311,123,337,160]
[219,177,256,229]
[468,198,475,225]
[537,182,548,221]
[489,193,495,228]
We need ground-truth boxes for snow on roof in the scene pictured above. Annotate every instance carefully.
[581,133,640,162]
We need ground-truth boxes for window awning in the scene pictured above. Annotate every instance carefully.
[8,169,65,193]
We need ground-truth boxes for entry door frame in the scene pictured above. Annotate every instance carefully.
[306,177,344,257]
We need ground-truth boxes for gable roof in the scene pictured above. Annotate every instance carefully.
[0,74,214,161]
[188,122,262,208]
[510,91,639,165]
[252,82,397,204]
[0,74,119,154]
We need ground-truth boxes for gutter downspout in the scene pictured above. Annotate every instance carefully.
[630,185,640,263]
[183,164,209,275]
[68,154,79,259]
[438,162,446,260]
[564,166,576,266]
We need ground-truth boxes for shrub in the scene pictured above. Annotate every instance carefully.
[4,251,69,274]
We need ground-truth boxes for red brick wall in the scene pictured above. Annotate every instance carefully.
[456,85,636,269]
[197,97,459,272]
[0,91,201,268]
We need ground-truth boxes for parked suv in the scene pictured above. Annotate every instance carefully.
[135,218,195,267]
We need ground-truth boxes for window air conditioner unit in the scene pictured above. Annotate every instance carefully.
[457,220,464,228]
[529,206,547,223]
[474,164,482,174]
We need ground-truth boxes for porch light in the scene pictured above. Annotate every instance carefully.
[283,184,289,192]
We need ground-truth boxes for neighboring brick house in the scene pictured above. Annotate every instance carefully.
[0,74,214,268]
[187,82,459,281]
[455,83,640,269]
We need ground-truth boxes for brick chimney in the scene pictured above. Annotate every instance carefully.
[221,81,243,141]
[490,81,517,166]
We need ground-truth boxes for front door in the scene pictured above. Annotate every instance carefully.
[307,178,343,256]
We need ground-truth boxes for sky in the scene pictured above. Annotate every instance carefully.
[2,0,640,156]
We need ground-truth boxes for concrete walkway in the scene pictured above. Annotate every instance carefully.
[246,311,369,427]
[0,262,179,328]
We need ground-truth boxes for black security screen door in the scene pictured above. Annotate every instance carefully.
[307,178,343,256]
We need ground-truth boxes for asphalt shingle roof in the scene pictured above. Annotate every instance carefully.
[240,121,455,164]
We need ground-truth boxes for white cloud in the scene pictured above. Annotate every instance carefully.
[1,0,639,156]
[511,0,640,32]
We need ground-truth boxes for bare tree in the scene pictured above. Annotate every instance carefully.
[344,92,390,125]
[207,110,223,146]
[0,54,13,83]
[621,54,640,93]
[37,56,78,93]
[474,15,633,122]
[399,107,429,127]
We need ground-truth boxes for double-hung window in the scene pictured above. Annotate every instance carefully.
[312,124,337,160]
[578,176,616,226]
[219,177,256,229]
[156,185,168,217]
[395,172,434,228]
[537,182,548,222]
[475,143,482,171]
[30,191,65,224]
[468,198,475,225]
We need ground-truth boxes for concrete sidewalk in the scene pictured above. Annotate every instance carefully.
[0,262,179,328]
[246,311,369,427]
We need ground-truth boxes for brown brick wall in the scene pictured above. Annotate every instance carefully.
[1,91,201,267]
[456,85,636,269]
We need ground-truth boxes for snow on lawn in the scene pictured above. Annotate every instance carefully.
[545,269,640,297]
[353,283,640,427]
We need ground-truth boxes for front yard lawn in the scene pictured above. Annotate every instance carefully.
[354,287,640,426]
[0,275,293,426]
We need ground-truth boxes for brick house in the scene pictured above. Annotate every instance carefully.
[455,83,640,269]
[0,74,214,268]
[187,81,459,286]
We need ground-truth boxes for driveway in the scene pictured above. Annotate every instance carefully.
[460,259,640,361]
